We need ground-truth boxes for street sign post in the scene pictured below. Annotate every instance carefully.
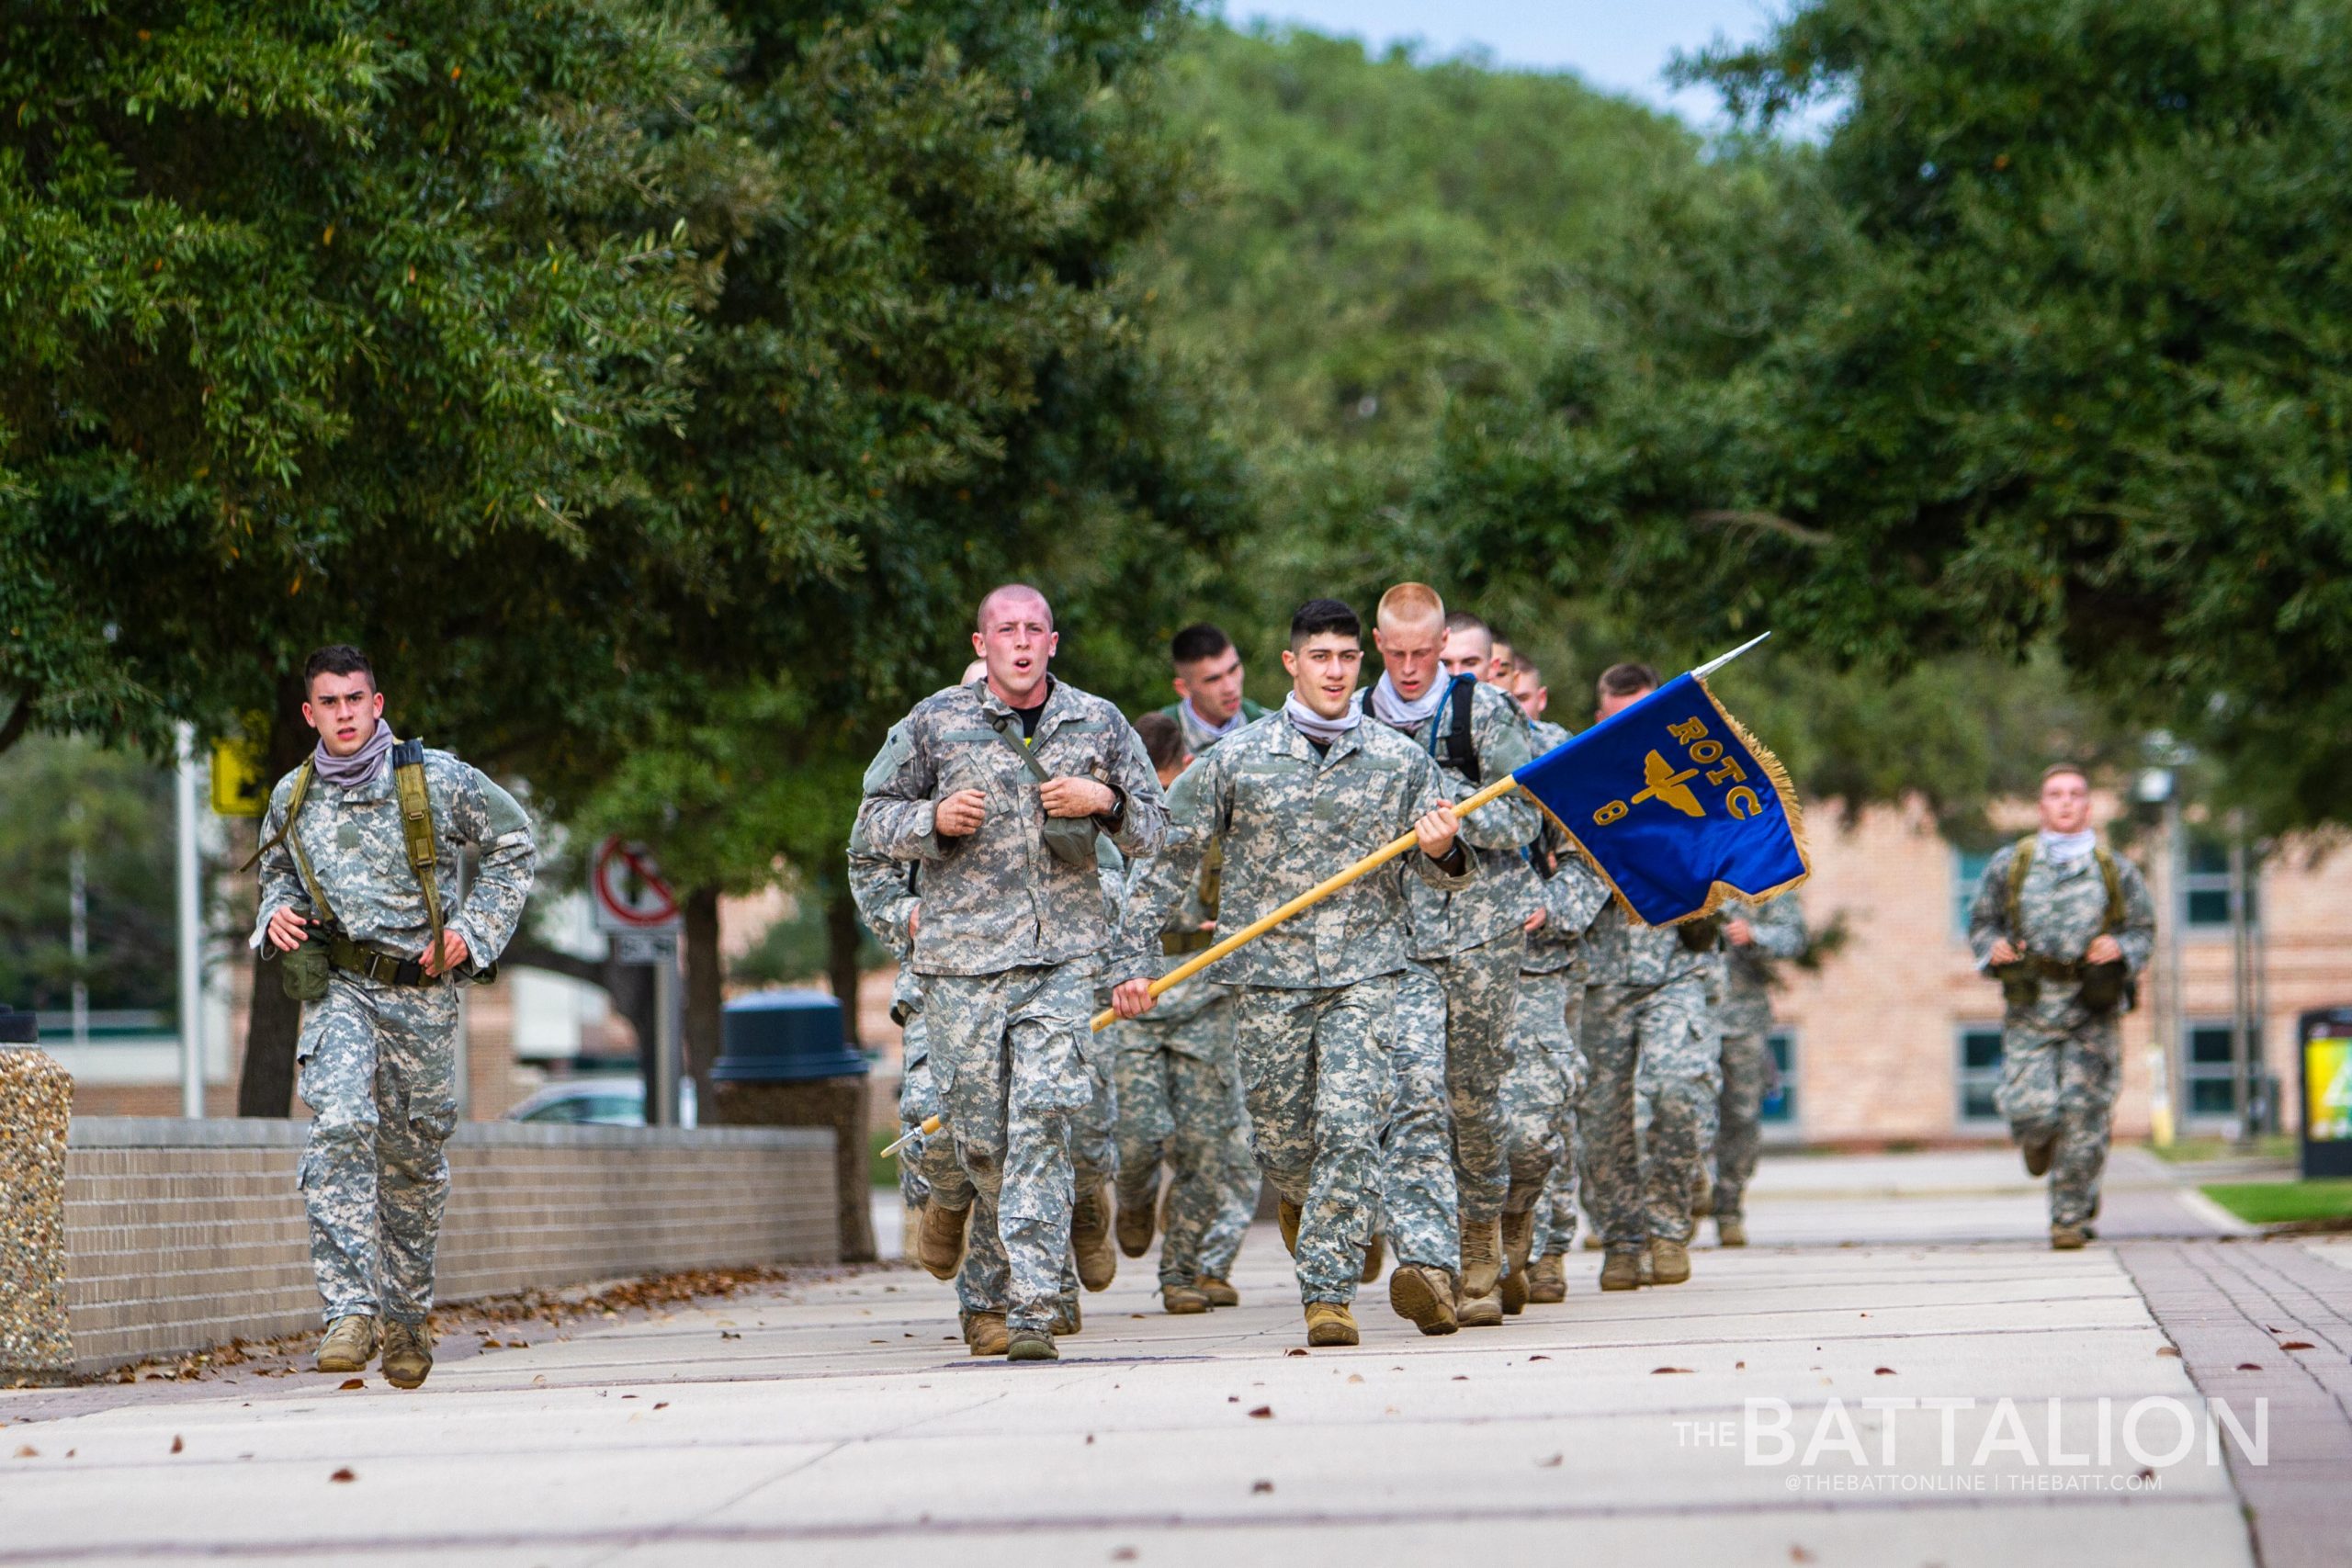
[591,839,684,1126]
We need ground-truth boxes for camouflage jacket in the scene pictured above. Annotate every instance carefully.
[1578,898,1719,991]
[1717,892,1807,1036]
[251,746,537,972]
[1122,710,1473,990]
[1968,839,2156,982]
[1359,677,1544,958]
[1159,696,1270,758]
[1116,814,1230,1027]
[854,676,1166,980]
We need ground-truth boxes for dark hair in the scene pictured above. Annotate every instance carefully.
[1133,711,1187,773]
[1170,623,1233,668]
[304,645,375,692]
[1290,598,1362,649]
[1597,660,1657,699]
[1443,610,1489,639]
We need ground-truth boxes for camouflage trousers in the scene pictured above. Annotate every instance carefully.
[1995,1002,2121,1228]
[1533,981,1586,1257]
[295,972,463,1325]
[1424,930,1525,1227]
[1500,970,1582,1239]
[1232,976,1401,1304]
[1375,964,1462,1277]
[1111,998,1258,1289]
[1713,1028,1770,1219]
[922,962,1105,1332]
[1579,977,1719,1250]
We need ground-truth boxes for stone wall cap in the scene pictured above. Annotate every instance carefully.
[67,1117,832,1152]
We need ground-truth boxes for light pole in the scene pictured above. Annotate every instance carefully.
[175,722,204,1119]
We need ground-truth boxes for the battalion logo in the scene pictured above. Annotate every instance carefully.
[1591,716,1765,827]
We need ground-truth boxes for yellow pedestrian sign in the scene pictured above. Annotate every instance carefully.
[210,736,268,817]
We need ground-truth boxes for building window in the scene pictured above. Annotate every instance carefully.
[1953,849,1995,938]
[2182,829,2256,930]
[1762,1029,1796,1124]
[1958,1026,2005,1126]
[2183,1021,2241,1121]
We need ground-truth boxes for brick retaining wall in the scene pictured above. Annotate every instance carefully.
[62,1118,839,1373]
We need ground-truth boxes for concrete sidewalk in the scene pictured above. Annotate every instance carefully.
[0,1150,2303,1567]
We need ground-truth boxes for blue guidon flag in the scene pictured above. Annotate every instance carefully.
[1511,668,1809,926]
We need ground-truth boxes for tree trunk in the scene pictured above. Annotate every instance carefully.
[825,886,863,1044]
[235,673,317,1117]
[683,886,723,1100]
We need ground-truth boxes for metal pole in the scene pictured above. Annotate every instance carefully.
[174,723,204,1119]
[68,805,89,1049]
[2227,808,2253,1145]
[2163,787,2187,1141]
[652,942,681,1127]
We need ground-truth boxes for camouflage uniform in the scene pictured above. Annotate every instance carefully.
[1376,962,1461,1276]
[1713,893,1806,1221]
[1968,840,2156,1229]
[1159,696,1270,758]
[1125,710,1474,1305]
[1579,902,1721,1255]
[854,677,1164,1334]
[1501,728,1613,1242]
[252,747,537,1326]
[1362,679,1542,1234]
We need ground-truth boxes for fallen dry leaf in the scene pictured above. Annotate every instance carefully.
[12,1446,36,1459]
[338,1379,365,1391]
[1247,1405,1273,1419]
[1537,1453,1564,1468]
[653,1403,668,1410]
[1527,1354,1551,1362]
[1114,1551,1139,1562]
[1346,1374,1365,1384]
[1790,1548,1815,1564]
[1452,1375,1469,1382]
[1251,1480,1274,1495]
[2156,1347,2181,1358]
[170,1436,184,1454]
[330,1468,356,1483]
[1284,1348,1308,1358]
[1651,1367,1695,1375]
[1874,1367,1897,1376]
[2279,1341,2314,1351]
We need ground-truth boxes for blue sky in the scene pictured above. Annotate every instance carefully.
[1226,1,1804,128]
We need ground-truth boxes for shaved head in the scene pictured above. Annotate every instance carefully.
[976,582,1054,634]
[1375,581,1445,632]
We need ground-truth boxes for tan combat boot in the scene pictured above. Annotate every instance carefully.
[1581,1233,1604,1250]
[315,1315,379,1375]
[1305,1302,1360,1347]
[916,1201,971,1280]
[1071,1181,1117,1291]
[963,1311,1010,1357]
[1387,1263,1459,1337]
[1007,1327,1058,1362]
[1637,1244,1656,1285]
[1162,1283,1210,1315]
[1051,1296,1083,1336]
[1528,1253,1568,1303]
[1200,1277,1239,1307]
[1457,1218,1503,1325]
[1499,1207,1537,1316]
[1716,1215,1748,1247]
[379,1321,433,1390]
[1649,1237,1691,1285]
[1599,1248,1643,1292]
[2049,1224,2088,1250]
[1360,1232,1386,1282]
[2023,1133,2056,1178]
[1116,1186,1157,1258]
[1278,1198,1302,1256]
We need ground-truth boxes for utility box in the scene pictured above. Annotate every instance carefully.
[710,991,874,1262]
[2298,1006,2352,1179]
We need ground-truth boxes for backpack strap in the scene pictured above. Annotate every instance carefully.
[245,759,339,929]
[2005,835,2036,950]
[390,739,446,976]
[1427,673,1482,785]
[2095,846,2126,933]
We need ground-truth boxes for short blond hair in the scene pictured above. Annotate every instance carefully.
[2041,762,2089,787]
[1375,582,1445,628]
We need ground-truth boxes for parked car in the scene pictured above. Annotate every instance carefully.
[504,1076,697,1128]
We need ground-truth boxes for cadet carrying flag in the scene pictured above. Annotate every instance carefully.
[1512,647,1808,925]
[1073,633,1805,1039]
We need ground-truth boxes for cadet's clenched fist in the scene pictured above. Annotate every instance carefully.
[934,789,988,837]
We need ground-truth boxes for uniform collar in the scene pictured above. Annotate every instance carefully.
[972,674,1070,739]
[1275,706,1363,768]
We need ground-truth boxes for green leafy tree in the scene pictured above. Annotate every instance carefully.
[0,739,174,1019]
[0,2,732,1109]
[1428,0,2352,829]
